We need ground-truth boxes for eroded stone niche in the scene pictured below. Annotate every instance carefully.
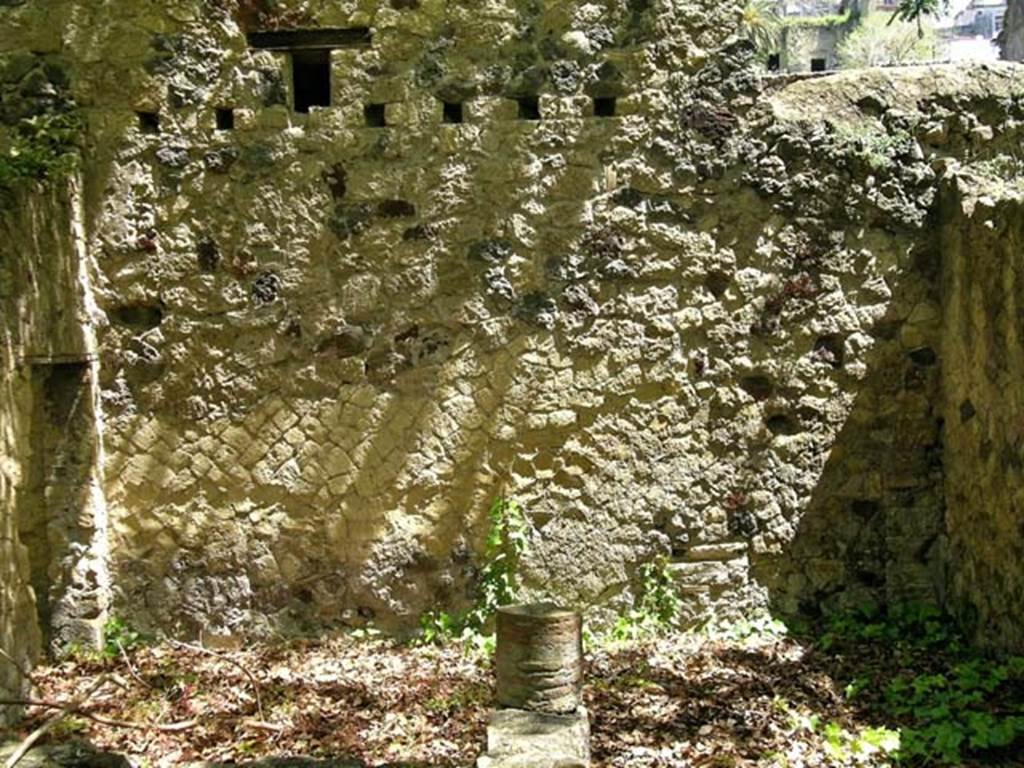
[20,360,104,652]
[0,0,1023,659]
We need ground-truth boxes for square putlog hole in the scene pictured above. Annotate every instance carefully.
[137,111,160,134]
[593,96,617,117]
[215,108,235,131]
[442,101,463,124]
[364,103,387,127]
[516,96,541,121]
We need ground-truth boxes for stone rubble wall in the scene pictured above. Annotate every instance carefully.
[0,186,78,721]
[941,172,1024,653]
[0,0,1023,649]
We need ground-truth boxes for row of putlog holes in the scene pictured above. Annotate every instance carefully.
[136,96,615,134]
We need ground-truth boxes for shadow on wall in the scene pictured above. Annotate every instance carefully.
[756,222,947,620]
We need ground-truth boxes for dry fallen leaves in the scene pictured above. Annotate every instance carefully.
[1,630,904,767]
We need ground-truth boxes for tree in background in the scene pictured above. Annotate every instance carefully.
[888,0,948,38]
[742,0,784,55]
[839,13,937,67]
[1000,0,1024,61]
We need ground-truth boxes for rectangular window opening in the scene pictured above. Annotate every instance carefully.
[442,101,464,124]
[215,108,235,131]
[246,27,372,51]
[364,103,387,127]
[137,111,160,134]
[810,58,827,73]
[593,96,617,118]
[292,50,331,113]
[517,96,541,121]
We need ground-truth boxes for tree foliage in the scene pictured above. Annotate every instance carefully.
[741,0,784,54]
[888,0,949,38]
[840,13,936,68]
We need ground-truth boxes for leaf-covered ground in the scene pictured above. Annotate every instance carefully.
[3,614,1023,767]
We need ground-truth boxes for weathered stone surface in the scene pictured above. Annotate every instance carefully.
[0,740,129,767]
[941,171,1024,652]
[478,707,590,768]
[1,0,1023,659]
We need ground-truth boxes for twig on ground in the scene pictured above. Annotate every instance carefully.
[0,697,196,733]
[240,719,286,733]
[168,639,264,720]
[116,640,152,690]
[3,675,109,768]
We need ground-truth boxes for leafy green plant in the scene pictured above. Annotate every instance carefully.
[838,13,937,69]
[103,616,144,658]
[741,0,784,54]
[705,611,789,644]
[815,602,1024,764]
[418,496,529,650]
[611,557,681,642]
[0,110,82,191]
[783,12,851,28]
[779,694,902,764]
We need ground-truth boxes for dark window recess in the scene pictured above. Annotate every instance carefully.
[594,96,617,117]
[246,27,372,51]
[292,50,331,113]
[378,200,416,218]
[137,111,160,134]
[517,96,541,121]
[215,108,235,130]
[110,303,164,331]
[767,53,781,71]
[442,101,464,124]
[810,58,827,72]
[364,103,387,127]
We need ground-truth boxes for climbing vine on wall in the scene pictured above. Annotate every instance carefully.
[0,111,81,191]
[419,496,530,649]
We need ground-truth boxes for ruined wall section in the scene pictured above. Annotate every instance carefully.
[62,0,1024,637]
[3,0,1024,644]
[0,179,110,665]
[0,0,111,661]
[941,169,1024,653]
[0,201,38,722]
[764,67,1024,621]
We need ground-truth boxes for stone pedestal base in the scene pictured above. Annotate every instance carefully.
[476,706,590,768]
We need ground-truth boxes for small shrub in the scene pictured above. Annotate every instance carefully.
[611,557,681,642]
[815,602,1024,764]
[419,496,529,650]
[103,616,144,658]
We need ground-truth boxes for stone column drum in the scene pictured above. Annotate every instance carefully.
[496,603,582,713]
[478,603,590,768]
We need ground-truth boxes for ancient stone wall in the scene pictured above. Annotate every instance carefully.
[0,180,110,686]
[0,186,75,720]
[941,170,1024,654]
[1,0,1023,650]
[0,235,38,722]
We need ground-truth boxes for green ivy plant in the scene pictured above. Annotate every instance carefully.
[419,496,529,652]
[819,602,1024,765]
[102,615,144,659]
[0,111,82,191]
[610,557,681,642]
